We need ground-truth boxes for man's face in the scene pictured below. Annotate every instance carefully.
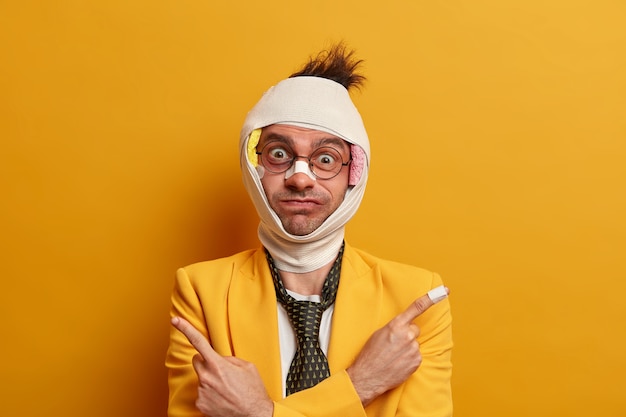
[257,124,351,236]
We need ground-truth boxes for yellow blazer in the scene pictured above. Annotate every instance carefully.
[166,243,453,417]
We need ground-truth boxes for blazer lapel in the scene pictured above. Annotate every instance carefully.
[327,244,382,373]
[227,249,284,400]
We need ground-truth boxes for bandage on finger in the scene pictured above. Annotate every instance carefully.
[427,285,448,304]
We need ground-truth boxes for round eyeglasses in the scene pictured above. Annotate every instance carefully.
[256,141,351,180]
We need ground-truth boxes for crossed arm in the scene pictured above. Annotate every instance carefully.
[170,288,448,417]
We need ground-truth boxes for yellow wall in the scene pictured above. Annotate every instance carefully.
[1,1,624,416]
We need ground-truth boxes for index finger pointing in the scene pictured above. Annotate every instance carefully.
[171,316,219,361]
[397,285,449,324]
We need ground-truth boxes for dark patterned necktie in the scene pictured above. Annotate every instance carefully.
[265,243,344,396]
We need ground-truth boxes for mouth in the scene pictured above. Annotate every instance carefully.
[275,194,326,212]
[280,198,321,207]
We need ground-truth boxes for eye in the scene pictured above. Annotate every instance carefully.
[316,153,336,165]
[269,148,288,160]
[312,148,341,170]
[263,143,293,165]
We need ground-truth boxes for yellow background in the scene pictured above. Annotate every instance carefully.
[1,1,625,416]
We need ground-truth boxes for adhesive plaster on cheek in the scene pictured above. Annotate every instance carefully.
[284,160,316,181]
[427,285,448,304]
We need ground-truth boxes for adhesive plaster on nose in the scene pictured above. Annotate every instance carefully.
[284,160,316,180]
[427,285,448,304]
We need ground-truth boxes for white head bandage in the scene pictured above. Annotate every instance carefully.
[240,76,370,273]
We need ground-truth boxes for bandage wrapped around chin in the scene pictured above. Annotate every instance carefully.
[240,76,371,273]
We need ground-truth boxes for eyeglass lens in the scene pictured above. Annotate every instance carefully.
[259,142,346,179]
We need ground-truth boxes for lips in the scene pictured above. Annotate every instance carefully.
[281,198,321,205]
[271,191,329,216]
[279,199,321,210]
[276,191,325,206]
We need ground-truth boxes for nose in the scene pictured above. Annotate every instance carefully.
[284,160,316,190]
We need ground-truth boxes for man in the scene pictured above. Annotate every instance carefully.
[166,44,453,417]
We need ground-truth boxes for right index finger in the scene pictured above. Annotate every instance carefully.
[171,316,220,361]
[396,285,449,324]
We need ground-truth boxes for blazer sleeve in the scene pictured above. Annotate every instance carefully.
[272,371,367,417]
[395,271,453,417]
[166,267,211,417]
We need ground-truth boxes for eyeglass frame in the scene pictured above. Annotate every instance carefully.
[255,140,352,180]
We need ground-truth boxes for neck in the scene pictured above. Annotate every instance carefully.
[258,223,346,273]
[279,260,334,296]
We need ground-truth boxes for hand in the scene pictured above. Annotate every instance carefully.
[171,317,274,417]
[346,288,448,406]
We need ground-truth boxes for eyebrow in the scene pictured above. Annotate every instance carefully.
[262,133,294,146]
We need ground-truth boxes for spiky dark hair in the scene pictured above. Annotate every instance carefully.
[289,43,366,91]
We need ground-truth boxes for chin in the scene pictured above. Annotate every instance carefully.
[282,220,322,236]
[285,226,316,236]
